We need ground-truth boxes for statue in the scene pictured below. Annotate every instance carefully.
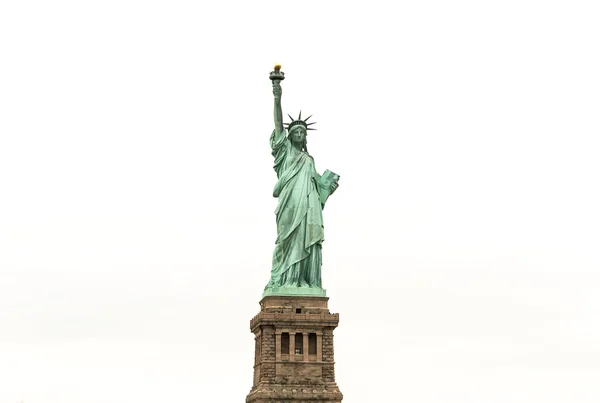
[263,65,340,297]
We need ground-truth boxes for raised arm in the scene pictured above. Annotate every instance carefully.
[273,81,284,139]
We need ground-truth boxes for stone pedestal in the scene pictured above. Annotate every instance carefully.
[246,295,343,403]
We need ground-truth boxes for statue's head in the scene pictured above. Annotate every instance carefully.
[288,125,307,148]
[285,111,316,152]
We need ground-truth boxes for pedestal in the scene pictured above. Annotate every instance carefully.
[246,295,343,402]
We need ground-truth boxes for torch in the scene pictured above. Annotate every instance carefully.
[269,64,285,85]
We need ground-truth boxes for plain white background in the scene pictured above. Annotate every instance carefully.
[1,1,599,402]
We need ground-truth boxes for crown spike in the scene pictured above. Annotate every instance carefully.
[307,128,316,130]
[286,111,316,132]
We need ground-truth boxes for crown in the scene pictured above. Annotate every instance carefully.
[285,111,316,132]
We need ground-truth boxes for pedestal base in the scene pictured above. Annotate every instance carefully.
[246,295,343,402]
[246,384,343,403]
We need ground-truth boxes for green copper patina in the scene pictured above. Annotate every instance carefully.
[263,66,339,298]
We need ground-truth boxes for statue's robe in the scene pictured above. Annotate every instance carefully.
[265,129,324,289]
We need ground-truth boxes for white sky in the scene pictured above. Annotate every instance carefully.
[1,1,599,402]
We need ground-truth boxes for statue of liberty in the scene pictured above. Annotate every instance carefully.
[263,65,340,297]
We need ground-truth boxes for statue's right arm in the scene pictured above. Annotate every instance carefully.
[273,82,284,140]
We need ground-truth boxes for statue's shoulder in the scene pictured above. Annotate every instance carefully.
[271,129,290,153]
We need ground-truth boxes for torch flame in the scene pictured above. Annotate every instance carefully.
[274,64,282,72]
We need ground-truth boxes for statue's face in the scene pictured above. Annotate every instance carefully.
[290,128,306,145]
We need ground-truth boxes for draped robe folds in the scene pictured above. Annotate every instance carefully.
[265,129,325,289]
